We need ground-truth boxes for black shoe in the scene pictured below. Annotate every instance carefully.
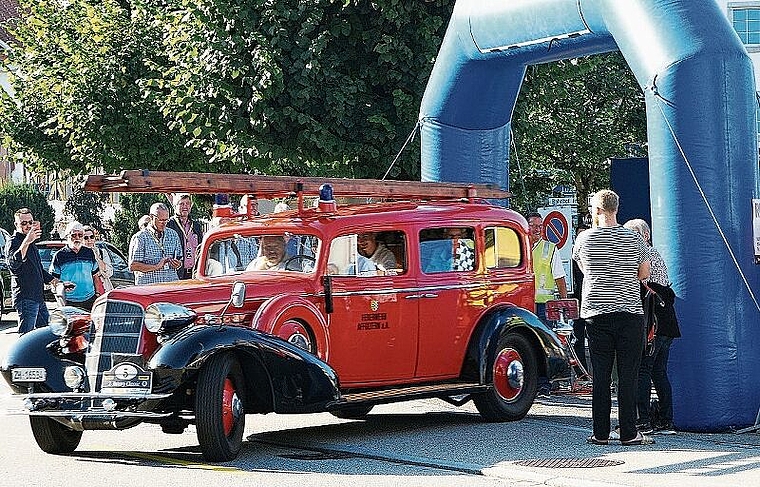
[537,386,551,398]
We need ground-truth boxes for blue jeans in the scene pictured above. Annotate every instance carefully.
[637,335,674,425]
[16,299,50,335]
[586,312,645,442]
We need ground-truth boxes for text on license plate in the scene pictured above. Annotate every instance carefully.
[11,368,47,382]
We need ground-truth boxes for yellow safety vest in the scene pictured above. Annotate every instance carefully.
[533,240,557,304]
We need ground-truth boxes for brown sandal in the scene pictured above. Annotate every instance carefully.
[621,432,655,445]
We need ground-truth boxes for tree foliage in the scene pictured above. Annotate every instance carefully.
[64,187,108,237]
[1,0,454,180]
[109,193,162,255]
[510,53,647,216]
[0,0,208,175]
[0,183,55,238]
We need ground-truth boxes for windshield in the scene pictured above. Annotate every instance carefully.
[204,233,320,276]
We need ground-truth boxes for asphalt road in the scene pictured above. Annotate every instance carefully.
[2,310,760,487]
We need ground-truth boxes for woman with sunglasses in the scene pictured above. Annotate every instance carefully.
[82,225,114,293]
[49,221,101,311]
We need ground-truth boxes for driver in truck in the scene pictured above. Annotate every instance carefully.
[247,236,288,271]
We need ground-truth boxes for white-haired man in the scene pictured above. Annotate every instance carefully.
[49,221,101,311]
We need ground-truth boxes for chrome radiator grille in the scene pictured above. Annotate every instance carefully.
[86,300,144,391]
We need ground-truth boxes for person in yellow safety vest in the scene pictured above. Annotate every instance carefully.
[527,213,568,325]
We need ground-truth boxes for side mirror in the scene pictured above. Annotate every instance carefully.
[231,281,246,308]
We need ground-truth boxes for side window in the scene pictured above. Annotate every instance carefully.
[105,245,128,271]
[419,227,475,273]
[484,227,522,269]
[327,231,406,277]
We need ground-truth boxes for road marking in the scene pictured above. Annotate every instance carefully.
[116,451,242,472]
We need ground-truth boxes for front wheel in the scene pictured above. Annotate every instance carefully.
[474,333,538,422]
[196,353,246,462]
[29,416,83,454]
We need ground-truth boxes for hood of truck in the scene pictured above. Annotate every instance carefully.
[104,272,318,315]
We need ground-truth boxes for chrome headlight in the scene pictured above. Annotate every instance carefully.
[49,306,91,337]
[49,310,72,336]
[144,302,197,334]
[63,365,85,390]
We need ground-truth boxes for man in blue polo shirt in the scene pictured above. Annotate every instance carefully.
[49,221,101,311]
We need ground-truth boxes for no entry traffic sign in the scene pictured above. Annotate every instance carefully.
[543,210,569,249]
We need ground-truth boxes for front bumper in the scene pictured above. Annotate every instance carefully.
[19,391,173,421]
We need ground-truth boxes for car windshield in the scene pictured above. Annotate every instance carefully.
[204,233,320,276]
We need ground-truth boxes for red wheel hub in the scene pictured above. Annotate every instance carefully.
[493,348,524,402]
[222,378,241,436]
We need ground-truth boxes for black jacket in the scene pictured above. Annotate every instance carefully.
[645,281,681,338]
[6,231,55,305]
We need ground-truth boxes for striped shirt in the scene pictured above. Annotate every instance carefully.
[572,225,649,318]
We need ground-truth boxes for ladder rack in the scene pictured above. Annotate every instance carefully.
[84,170,512,201]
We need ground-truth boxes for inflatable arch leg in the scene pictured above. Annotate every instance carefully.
[420,0,760,431]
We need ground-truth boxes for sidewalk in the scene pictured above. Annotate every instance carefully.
[482,389,760,487]
[1,311,759,486]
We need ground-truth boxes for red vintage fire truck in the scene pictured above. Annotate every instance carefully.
[1,171,569,461]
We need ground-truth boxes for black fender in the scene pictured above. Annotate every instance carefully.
[0,327,83,394]
[148,325,340,414]
[462,306,569,384]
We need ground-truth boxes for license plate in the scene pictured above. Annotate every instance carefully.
[11,368,47,382]
[101,362,152,394]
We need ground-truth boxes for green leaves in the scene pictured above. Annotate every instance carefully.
[510,53,647,214]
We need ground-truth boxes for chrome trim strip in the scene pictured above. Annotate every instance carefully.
[24,392,172,400]
[26,410,174,419]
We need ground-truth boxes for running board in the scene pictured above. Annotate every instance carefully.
[329,382,488,409]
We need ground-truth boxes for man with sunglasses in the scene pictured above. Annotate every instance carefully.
[7,208,59,334]
[49,221,101,311]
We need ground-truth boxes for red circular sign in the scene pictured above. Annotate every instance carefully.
[543,211,569,249]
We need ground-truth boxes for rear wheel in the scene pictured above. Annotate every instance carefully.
[474,333,538,421]
[330,404,374,420]
[29,416,83,454]
[196,354,246,462]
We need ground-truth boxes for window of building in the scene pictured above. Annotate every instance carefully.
[732,7,760,45]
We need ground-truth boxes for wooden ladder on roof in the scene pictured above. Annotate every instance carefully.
[84,170,512,201]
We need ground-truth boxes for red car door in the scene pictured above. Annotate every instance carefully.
[324,232,418,386]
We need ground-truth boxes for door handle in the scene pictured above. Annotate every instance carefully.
[421,293,438,298]
[405,294,421,299]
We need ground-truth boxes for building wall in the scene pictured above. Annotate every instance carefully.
[722,1,760,141]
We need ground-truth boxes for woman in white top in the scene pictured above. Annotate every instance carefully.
[83,225,114,292]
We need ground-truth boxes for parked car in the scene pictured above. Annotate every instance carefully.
[36,240,135,296]
[0,174,570,463]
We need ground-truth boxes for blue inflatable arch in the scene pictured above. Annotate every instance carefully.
[420,0,760,431]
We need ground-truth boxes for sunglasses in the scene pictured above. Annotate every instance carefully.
[83,235,95,240]
[19,220,33,227]
[70,233,84,238]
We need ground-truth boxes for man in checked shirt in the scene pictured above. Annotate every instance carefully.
[128,203,183,285]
